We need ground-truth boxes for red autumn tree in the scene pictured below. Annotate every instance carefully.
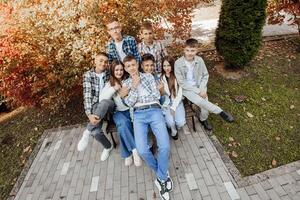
[0,0,208,109]
[267,0,300,34]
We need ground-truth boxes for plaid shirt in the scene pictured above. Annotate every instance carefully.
[138,40,167,73]
[83,69,110,116]
[107,35,141,64]
[122,73,160,107]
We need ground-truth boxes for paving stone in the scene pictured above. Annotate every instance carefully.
[202,168,215,186]
[261,179,273,191]
[266,189,281,200]
[269,178,288,196]
[90,176,99,192]
[236,188,251,200]
[208,185,221,200]
[253,183,271,200]
[197,178,210,197]
[185,173,198,190]
[245,185,258,196]
[224,181,240,200]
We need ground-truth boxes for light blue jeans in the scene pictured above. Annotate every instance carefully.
[163,101,186,130]
[133,107,170,181]
[113,110,136,158]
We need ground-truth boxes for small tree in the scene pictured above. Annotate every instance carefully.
[215,0,268,68]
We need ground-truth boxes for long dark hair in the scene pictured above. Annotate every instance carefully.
[161,56,177,97]
[109,60,128,86]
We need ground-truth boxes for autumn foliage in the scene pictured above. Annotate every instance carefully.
[267,0,300,34]
[0,0,204,108]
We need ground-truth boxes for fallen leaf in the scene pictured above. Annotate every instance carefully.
[275,136,280,141]
[246,112,254,118]
[23,146,31,153]
[228,143,232,147]
[272,159,277,166]
[231,151,238,158]
[234,95,247,103]
[229,137,235,142]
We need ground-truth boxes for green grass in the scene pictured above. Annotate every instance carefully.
[0,98,86,200]
[206,39,300,176]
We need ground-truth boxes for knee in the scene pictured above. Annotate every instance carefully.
[136,146,151,158]
[176,121,185,128]
[159,143,170,154]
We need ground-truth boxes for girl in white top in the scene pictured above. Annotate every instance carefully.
[161,56,186,140]
[100,60,142,167]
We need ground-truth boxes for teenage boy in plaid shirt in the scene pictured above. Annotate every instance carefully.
[138,21,168,74]
[122,55,172,200]
[106,18,141,64]
[77,52,114,161]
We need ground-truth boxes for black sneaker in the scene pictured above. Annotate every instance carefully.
[155,178,170,200]
[171,133,178,140]
[166,175,173,192]
[219,111,234,123]
[200,120,213,131]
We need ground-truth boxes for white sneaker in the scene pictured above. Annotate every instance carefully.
[132,149,142,167]
[77,129,90,152]
[124,155,133,166]
[155,178,170,200]
[100,146,113,161]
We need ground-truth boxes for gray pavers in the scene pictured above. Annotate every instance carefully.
[12,122,300,200]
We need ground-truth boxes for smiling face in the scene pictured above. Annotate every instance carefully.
[163,60,172,76]
[141,60,154,74]
[106,21,122,42]
[114,64,124,80]
[124,59,139,76]
[184,46,198,62]
[94,54,108,73]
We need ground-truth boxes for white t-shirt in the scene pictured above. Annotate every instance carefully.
[115,40,127,62]
[95,72,105,98]
[184,59,197,86]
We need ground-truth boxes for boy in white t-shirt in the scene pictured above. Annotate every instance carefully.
[106,18,141,64]
[175,39,234,130]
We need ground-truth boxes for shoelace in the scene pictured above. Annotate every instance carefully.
[161,181,168,192]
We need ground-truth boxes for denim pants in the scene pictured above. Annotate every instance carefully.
[133,107,170,181]
[86,99,115,149]
[113,110,136,158]
[163,101,186,130]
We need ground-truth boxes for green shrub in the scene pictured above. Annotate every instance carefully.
[215,0,267,68]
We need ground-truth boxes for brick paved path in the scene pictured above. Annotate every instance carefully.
[13,120,300,200]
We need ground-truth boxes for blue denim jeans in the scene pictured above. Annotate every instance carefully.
[133,107,170,181]
[113,110,136,158]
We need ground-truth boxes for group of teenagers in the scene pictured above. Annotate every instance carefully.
[77,18,234,200]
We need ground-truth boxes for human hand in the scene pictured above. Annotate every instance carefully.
[157,81,164,94]
[118,85,129,97]
[199,91,207,98]
[132,74,140,89]
[170,109,176,117]
[113,83,121,91]
[88,114,100,125]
